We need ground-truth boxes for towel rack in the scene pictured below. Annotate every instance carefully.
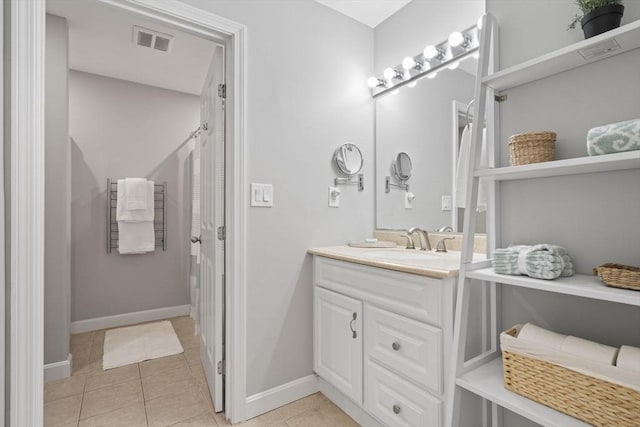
[107,179,168,253]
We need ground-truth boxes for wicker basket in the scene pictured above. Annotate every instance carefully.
[593,263,640,291]
[502,327,640,427]
[508,131,556,165]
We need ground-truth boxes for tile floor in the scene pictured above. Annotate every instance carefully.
[44,316,359,426]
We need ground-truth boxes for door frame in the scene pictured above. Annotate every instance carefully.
[8,0,248,423]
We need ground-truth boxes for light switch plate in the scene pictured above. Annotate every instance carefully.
[441,195,452,211]
[251,183,273,207]
[328,186,340,208]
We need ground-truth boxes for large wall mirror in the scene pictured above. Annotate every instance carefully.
[375,3,486,233]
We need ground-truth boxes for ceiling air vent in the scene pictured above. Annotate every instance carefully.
[133,26,174,53]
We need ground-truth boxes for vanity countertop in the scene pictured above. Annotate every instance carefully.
[308,245,486,279]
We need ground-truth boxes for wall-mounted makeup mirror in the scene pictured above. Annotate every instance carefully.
[333,143,365,191]
[393,152,412,181]
[334,143,363,176]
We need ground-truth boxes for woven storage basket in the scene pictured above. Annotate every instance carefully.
[508,131,556,165]
[502,327,640,427]
[593,263,640,291]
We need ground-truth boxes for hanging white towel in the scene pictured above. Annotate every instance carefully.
[116,178,155,254]
[455,124,488,212]
[191,139,201,264]
[117,222,155,254]
[124,178,148,210]
[116,179,155,222]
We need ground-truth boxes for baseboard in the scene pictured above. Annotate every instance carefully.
[44,353,72,383]
[70,304,191,334]
[318,377,383,427]
[245,374,319,420]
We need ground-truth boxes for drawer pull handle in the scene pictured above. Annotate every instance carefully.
[392,342,401,351]
[393,404,401,415]
[350,312,357,339]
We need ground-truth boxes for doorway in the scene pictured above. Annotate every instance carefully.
[6,0,248,425]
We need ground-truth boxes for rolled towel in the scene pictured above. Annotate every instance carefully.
[617,345,640,373]
[561,336,618,366]
[587,118,640,156]
[525,244,573,279]
[518,323,566,351]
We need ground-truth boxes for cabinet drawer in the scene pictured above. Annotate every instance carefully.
[365,360,441,427]
[314,257,443,325]
[365,305,442,393]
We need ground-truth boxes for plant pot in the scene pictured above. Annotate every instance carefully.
[581,4,624,39]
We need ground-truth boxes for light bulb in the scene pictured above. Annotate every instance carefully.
[423,45,438,60]
[448,61,459,70]
[449,32,464,47]
[472,51,480,59]
[383,67,397,80]
[477,15,484,30]
[427,71,437,79]
[407,81,417,88]
[367,77,380,88]
[391,89,400,96]
[402,57,416,70]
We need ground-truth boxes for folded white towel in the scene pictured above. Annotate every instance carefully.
[117,222,155,254]
[124,178,148,210]
[116,180,155,222]
[561,336,618,366]
[455,124,487,211]
[518,323,566,352]
[617,345,640,373]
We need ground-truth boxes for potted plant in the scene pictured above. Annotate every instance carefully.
[568,0,624,39]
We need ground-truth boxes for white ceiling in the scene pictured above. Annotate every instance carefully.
[314,0,412,28]
[46,0,218,95]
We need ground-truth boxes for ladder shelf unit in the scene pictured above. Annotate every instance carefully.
[446,13,640,427]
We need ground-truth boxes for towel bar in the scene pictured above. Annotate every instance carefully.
[107,178,168,253]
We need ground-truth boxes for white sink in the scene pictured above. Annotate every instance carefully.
[360,250,442,261]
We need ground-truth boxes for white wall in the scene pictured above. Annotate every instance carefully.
[179,0,375,397]
[44,14,71,366]
[486,1,640,426]
[69,71,198,322]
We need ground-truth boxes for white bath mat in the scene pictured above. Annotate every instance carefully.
[103,320,184,370]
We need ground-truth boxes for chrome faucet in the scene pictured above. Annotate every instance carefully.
[407,227,432,251]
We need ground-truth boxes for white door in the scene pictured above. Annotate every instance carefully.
[199,44,225,412]
[314,287,363,404]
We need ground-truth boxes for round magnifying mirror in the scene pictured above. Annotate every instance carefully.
[334,143,364,176]
[393,152,412,182]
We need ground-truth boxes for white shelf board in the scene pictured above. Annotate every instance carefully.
[483,20,640,91]
[467,268,640,306]
[457,358,591,427]
[475,150,640,181]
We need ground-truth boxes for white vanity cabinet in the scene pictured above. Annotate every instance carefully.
[313,255,457,427]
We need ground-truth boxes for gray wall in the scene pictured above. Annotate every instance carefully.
[44,14,71,366]
[181,0,375,396]
[69,71,198,322]
[486,1,640,426]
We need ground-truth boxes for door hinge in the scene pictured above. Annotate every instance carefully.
[217,226,226,241]
[217,360,226,375]
[217,83,226,99]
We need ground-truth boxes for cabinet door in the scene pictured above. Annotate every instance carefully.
[314,287,363,404]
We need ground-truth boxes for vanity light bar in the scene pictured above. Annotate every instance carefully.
[368,23,480,97]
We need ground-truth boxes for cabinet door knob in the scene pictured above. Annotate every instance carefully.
[392,342,401,351]
[393,404,401,415]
